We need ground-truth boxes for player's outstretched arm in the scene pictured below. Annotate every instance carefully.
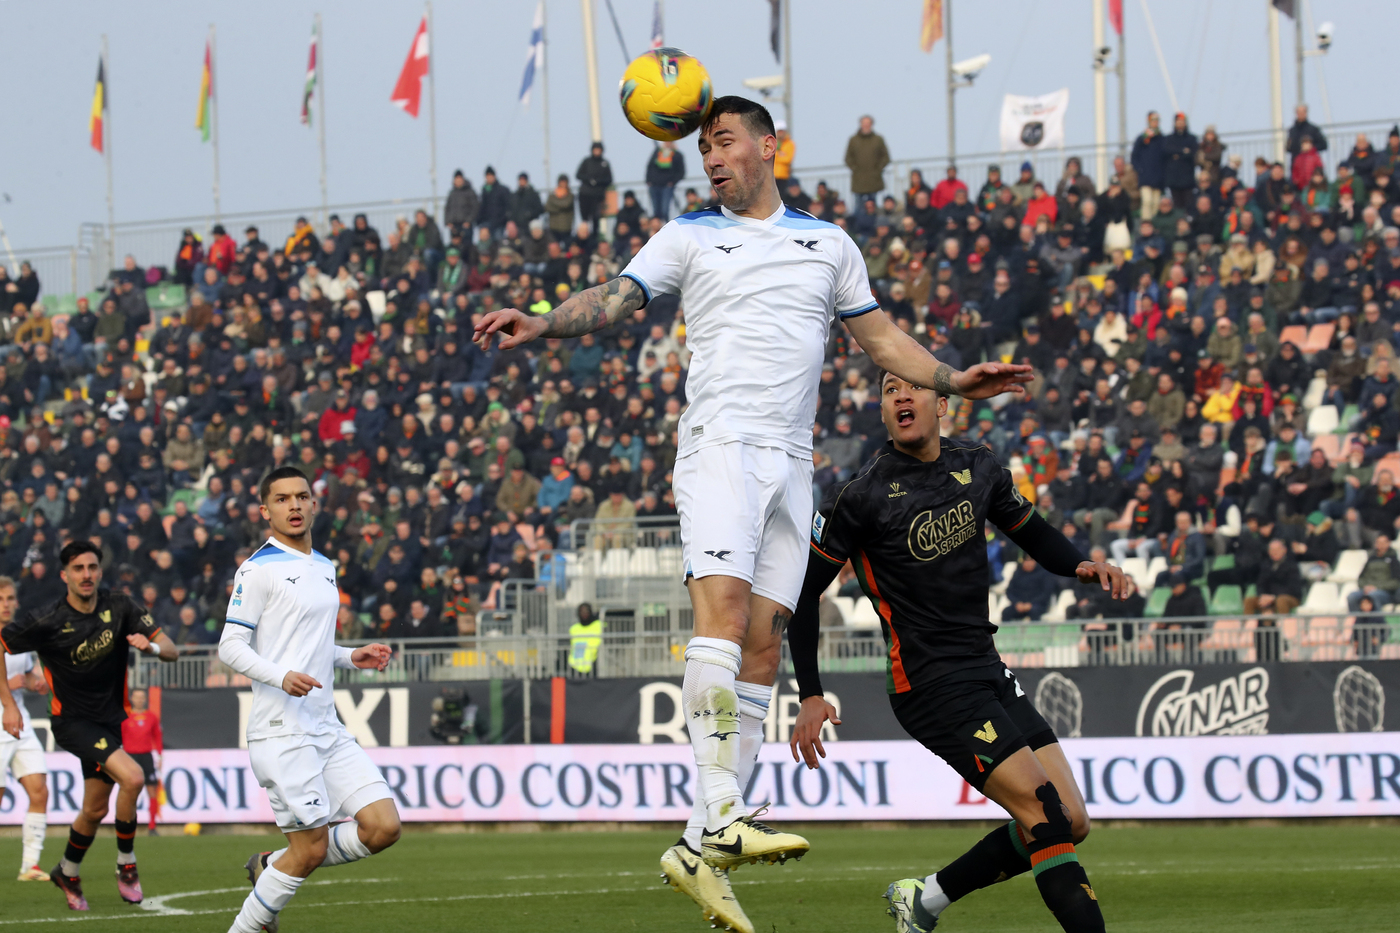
[1003,511,1135,599]
[0,673,19,738]
[788,550,844,769]
[473,276,647,350]
[127,630,178,662]
[844,308,1033,399]
[335,643,393,672]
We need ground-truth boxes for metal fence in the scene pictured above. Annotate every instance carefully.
[10,118,1395,304]
[128,614,1398,690]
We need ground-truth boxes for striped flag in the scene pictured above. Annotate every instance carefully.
[1108,0,1123,34]
[391,16,429,117]
[301,21,319,126]
[196,40,213,142]
[518,1,544,106]
[650,1,664,49]
[89,57,106,153]
[921,0,944,52]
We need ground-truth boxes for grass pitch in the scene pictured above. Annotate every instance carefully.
[1,822,1395,931]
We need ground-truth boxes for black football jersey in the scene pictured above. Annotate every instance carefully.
[810,440,1034,694]
[0,590,157,722]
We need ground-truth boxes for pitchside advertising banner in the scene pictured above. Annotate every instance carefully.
[3,735,1399,823]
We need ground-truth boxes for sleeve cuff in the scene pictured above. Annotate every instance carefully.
[225,618,256,630]
[838,302,880,320]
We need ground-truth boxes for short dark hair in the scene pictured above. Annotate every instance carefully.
[60,540,102,568]
[701,96,775,141]
[877,369,941,398]
[259,466,311,502]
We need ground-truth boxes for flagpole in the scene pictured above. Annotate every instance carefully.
[1092,0,1108,188]
[945,0,956,169]
[102,34,115,273]
[425,1,439,217]
[580,0,603,144]
[316,13,328,228]
[541,0,552,184]
[209,23,222,223]
[781,0,792,136]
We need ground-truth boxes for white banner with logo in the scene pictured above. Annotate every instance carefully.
[4,734,1398,824]
[1000,89,1069,151]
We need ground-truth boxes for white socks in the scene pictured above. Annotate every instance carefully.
[920,872,952,917]
[229,864,304,933]
[265,821,373,874]
[322,822,372,867]
[21,812,45,871]
[684,678,770,850]
[682,637,745,831]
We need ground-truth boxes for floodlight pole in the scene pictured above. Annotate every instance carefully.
[944,0,956,169]
[781,0,792,136]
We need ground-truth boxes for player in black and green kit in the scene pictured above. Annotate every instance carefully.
[787,371,1133,933]
[0,541,177,911]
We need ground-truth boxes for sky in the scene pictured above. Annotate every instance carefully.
[0,0,1389,252]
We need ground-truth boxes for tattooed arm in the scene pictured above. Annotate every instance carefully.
[842,307,1034,399]
[473,276,648,350]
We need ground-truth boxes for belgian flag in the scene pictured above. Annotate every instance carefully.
[89,57,106,153]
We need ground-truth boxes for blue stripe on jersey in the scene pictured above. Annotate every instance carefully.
[674,207,742,229]
[248,550,302,565]
[310,549,334,566]
[225,618,256,630]
[619,271,653,305]
[775,207,838,230]
[839,302,880,320]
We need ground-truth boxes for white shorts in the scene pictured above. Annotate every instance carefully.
[0,729,47,781]
[674,442,814,611]
[247,729,391,833]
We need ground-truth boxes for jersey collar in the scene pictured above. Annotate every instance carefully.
[719,203,788,227]
[261,535,315,561]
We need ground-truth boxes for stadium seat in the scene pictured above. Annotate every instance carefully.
[44,293,78,318]
[1302,322,1335,355]
[1311,433,1341,465]
[1306,405,1339,438]
[1143,586,1170,617]
[1044,588,1075,622]
[1340,404,1360,429]
[1278,324,1309,349]
[829,596,855,626]
[1146,556,1168,583]
[1328,550,1368,585]
[1120,557,1151,593]
[850,596,882,629]
[1209,585,1244,614]
[627,549,660,577]
[1210,554,1235,572]
[1300,581,1345,614]
[1301,375,1327,411]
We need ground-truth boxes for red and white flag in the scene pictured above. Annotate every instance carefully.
[391,16,429,117]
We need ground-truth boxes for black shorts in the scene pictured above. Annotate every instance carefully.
[51,717,124,785]
[890,660,1057,792]
[130,752,159,784]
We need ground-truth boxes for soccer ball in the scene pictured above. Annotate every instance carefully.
[619,48,713,141]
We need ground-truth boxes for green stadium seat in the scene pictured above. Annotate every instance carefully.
[1210,585,1245,615]
[85,290,108,311]
[1340,404,1359,429]
[146,284,187,311]
[1144,587,1170,617]
[1211,554,1235,572]
[43,294,78,317]
[1245,583,1258,599]
[162,487,200,516]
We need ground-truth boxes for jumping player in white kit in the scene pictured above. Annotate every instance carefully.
[0,576,50,882]
[475,97,1030,932]
[218,466,400,933]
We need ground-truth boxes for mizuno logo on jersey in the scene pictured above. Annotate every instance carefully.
[792,239,820,251]
[973,721,999,744]
[888,482,906,498]
[706,730,739,742]
[286,576,300,585]
[714,244,742,253]
[704,549,734,562]
[952,469,972,485]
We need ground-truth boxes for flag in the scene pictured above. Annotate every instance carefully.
[519,2,544,106]
[1108,0,1123,35]
[1272,0,1296,19]
[195,40,213,142]
[391,16,430,117]
[769,0,780,62]
[650,1,664,49]
[1000,89,1070,151]
[301,22,318,126]
[921,0,944,52]
[89,57,106,153]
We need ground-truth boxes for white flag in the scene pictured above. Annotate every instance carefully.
[519,1,545,106]
[999,89,1070,151]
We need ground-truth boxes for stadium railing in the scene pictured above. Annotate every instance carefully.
[127,614,1398,690]
[15,118,1395,303]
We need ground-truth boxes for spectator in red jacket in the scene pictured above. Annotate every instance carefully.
[206,224,238,276]
[930,165,969,210]
[1022,181,1058,229]
[318,390,358,443]
[1291,136,1324,190]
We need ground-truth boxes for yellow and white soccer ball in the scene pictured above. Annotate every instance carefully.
[619,48,713,141]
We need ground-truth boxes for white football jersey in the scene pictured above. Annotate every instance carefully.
[3,652,34,733]
[224,537,343,741]
[621,204,877,460]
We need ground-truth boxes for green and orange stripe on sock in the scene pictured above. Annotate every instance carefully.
[1029,842,1079,877]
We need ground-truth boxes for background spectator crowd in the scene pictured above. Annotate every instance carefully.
[4,104,1400,648]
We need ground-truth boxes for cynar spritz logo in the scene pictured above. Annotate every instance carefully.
[908,500,976,561]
